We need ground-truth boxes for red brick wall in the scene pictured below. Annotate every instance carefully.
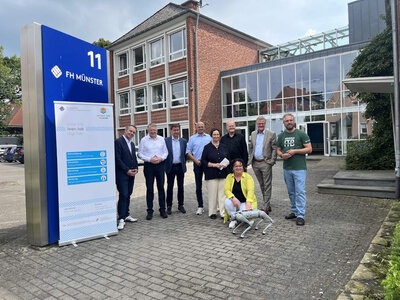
[186,17,197,134]
[196,20,260,131]
[119,115,131,128]
[150,65,165,81]
[109,51,117,138]
[151,110,167,123]
[133,70,146,86]
[118,76,129,89]
[134,113,148,126]
[169,58,187,76]
[117,129,125,137]
[170,106,189,122]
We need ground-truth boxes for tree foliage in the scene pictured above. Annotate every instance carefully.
[346,11,394,170]
[93,38,111,48]
[0,45,21,134]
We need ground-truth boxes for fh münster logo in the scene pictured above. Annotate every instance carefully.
[50,65,104,86]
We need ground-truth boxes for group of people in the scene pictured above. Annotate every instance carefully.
[114,113,312,231]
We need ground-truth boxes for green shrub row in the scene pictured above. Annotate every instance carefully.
[382,221,400,299]
[346,140,395,170]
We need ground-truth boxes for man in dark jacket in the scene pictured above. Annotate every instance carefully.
[115,125,139,230]
[165,124,187,214]
[221,120,248,167]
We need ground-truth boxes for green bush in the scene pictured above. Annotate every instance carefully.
[382,221,400,299]
[346,139,394,170]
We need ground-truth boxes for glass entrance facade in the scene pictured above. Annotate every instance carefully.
[221,48,373,156]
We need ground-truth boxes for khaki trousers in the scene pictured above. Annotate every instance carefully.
[252,161,273,210]
[207,178,225,217]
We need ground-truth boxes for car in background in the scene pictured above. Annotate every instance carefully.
[1,146,23,163]
[14,147,24,164]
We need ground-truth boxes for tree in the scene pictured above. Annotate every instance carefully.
[346,7,394,169]
[93,38,111,48]
[0,45,21,134]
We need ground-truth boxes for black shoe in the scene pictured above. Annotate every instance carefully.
[210,214,217,219]
[167,207,172,215]
[146,212,153,220]
[296,217,305,226]
[178,206,186,214]
[268,207,272,212]
[285,213,296,220]
[160,211,168,219]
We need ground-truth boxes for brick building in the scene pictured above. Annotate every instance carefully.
[108,0,269,143]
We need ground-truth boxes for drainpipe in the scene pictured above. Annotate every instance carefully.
[194,12,200,124]
[390,0,400,198]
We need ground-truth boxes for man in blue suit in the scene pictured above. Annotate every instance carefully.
[115,125,139,230]
[165,124,187,214]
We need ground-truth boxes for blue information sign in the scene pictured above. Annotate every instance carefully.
[41,25,109,244]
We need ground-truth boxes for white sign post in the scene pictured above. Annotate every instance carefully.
[54,101,117,246]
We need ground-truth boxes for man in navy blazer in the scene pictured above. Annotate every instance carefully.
[165,124,187,214]
[115,125,139,230]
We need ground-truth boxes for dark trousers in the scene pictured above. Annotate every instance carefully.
[166,164,185,208]
[193,163,204,208]
[116,176,135,219]
[144,162,166,213]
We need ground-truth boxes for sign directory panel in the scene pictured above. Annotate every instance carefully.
[41,26,109,244]
[54,102,116,245]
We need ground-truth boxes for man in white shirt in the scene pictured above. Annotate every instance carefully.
[138,123,168,220]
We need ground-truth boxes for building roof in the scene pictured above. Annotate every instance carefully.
[109,2,270,50]
[8,105,23,128]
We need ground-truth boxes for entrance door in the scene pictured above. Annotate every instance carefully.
[306,123,324,155]
[236,126,248,144]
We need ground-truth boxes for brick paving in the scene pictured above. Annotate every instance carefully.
[0,158,393,299]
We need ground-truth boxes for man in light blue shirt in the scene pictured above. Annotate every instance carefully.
[186,121,212,215]
[138,123,168,220]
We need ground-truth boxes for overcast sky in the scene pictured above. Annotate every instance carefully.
[1,0,353,57]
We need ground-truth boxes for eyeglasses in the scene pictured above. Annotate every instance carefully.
[233,165,243,168]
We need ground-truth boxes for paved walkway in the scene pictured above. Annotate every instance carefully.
[0,157,393,299]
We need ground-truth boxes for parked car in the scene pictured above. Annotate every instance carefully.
[14,147,24,164]
[2,146,23,163]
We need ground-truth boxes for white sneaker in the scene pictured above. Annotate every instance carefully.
[117,219,125,230]
[125,215,137,222]
[196,207,204,215]
[229,220,237,229]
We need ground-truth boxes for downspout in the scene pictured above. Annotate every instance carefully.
[390,0,400,198]
[195,12,200,123]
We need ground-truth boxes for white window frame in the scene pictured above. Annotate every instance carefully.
[132,45,146,73]
[119,92,130,115]
[134,87,147,113]
[170,80,188,107]
[118,52,129,77]
[232,88,247,104]
[169,29,186,61]
[151,83,166,110]
[150,37,165,67]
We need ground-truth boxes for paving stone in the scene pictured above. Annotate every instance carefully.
[0,158,394,299]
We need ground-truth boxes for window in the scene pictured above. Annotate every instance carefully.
[132,45,146,72]
[119,92,130,115]
[169,29,186,60]
[171,80,188,107]
[118,53,128,76]
[150,38,164,66]
[134,87,147,112]
[152,83,165,109]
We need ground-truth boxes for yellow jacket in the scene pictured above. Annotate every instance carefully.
[224,172,257,209]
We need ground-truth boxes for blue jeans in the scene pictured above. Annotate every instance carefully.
[283,169,307,219]
[193,164,204,208]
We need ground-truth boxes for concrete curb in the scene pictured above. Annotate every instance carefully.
[337,200,400,299]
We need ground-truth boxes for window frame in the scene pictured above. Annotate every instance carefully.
[132,45,146,73]
[134,87,147,113]
[169,29,187,61]
[150,37,165,67]
[151,83,166,110]
[170,80,188,107]
[117,52,129,77]
[118,92,131,115]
